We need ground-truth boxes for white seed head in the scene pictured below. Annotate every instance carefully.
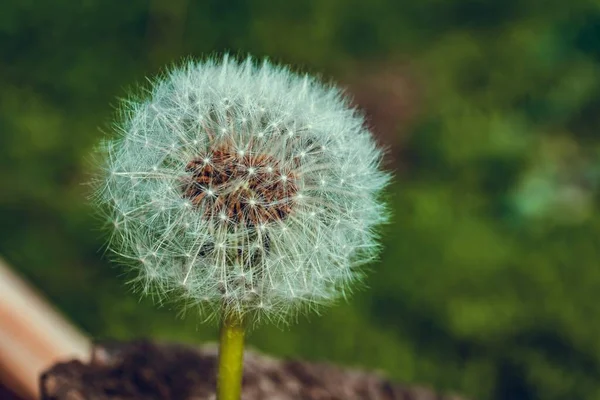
[94,55,390,326]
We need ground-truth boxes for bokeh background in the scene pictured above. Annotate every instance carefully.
[2,1,600,399]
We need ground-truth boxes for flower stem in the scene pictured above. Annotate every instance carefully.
[217,312,245,400]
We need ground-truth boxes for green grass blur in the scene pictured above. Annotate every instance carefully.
[2,1,600,399]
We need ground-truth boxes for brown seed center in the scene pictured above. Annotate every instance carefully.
[182,145,298,226]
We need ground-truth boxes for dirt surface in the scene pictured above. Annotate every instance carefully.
[0,382,24,400]
[40,340,466,400]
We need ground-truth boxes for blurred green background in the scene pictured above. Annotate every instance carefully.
[2,1,600,399]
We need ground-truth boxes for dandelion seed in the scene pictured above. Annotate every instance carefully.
[94,55,389,327]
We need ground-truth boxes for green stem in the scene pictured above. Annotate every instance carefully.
[217,312,245,400]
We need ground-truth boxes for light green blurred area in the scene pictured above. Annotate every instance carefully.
[2,1,600,399]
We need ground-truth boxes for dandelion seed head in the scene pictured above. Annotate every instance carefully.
[94,55,390,326]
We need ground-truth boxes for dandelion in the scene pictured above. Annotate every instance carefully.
[94,55,389,399]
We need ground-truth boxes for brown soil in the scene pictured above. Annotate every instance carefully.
[0,382,24,400]
[40,340,466,400]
